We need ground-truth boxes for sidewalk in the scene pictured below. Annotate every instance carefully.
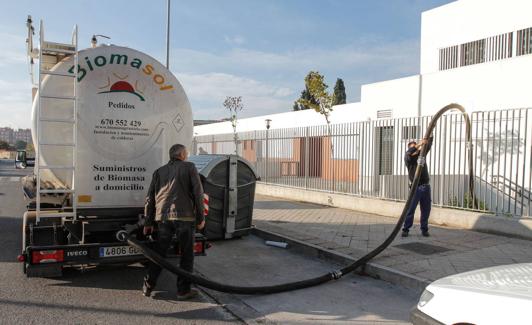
[252,194,532,285]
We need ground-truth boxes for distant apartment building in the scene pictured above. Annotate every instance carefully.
[0,127,14,144]
[0,127,32,145]
[13,128,32,144]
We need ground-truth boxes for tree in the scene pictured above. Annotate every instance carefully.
[0,140,11,150]
[332,78,346,106]
[26,142,35,154]
[15,140,27,150]
[297,71,333,125]
[297,71,337,190]
[223,96,244,155]
[292,72,320,111]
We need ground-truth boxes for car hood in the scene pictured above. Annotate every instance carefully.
[429,263,532,300]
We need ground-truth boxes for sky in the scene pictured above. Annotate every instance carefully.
[0,0,453,129]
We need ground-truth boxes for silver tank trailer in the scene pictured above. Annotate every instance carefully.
[31,45,193,208]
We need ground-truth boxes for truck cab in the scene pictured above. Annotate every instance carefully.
[15,150,35,169]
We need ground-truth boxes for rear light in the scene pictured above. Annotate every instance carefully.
[17,254,26,262]
[193,242,203,254]
[32,250,64,264]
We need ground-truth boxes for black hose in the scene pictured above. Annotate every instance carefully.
[127,103,473,295]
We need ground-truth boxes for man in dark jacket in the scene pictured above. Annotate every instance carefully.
[142,144,205,300]
[402,137,433,238]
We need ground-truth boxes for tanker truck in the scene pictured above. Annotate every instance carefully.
[18,18,204,277]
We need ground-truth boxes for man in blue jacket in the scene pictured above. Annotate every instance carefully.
[403,137,433,237]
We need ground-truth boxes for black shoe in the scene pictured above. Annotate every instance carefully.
[142,281,153,297]
[422,231,430,237]
[176,289,199,301]
[401,230,409,237]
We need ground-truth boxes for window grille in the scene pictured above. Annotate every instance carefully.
[377,109,392,119]
[516,27,532,56]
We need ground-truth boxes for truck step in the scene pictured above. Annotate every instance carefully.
[40,94,75,100]
[39,189,75,194]
[41,41,76,55]
[38,165,75,170]
[39,117,75,123]
[36,212,75,218]
[39,142,76,147]
[40,70,75,78]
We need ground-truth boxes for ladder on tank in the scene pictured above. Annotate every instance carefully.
[35,21,79,223]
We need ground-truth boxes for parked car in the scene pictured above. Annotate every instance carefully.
[411,263,532,325]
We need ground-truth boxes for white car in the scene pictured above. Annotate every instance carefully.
[411,263,532,325]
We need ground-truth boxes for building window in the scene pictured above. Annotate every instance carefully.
[485,32,512,62]
[461,39,485,66]
[376,126,394,175]
[439,45,459,70]
[439,30,515,71]
[517,27,532,56]
[402,126,418,140]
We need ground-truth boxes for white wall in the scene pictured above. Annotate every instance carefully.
[421,54,532,115]
[361,75,420,119]
[194,102,366,136]
[420,0,532,74]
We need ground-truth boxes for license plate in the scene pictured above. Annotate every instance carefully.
[99,245,142,258]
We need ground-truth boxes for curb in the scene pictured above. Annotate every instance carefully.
[196,284,276,325]
[252,227,431,295]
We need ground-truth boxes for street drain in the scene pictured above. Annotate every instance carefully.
[393,242,452,255]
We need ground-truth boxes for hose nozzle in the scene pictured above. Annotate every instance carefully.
[417,156,426,166]
[330,270,343,280]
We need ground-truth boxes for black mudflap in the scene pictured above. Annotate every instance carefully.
[26,264,63,278]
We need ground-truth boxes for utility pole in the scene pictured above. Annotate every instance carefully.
[165,0,171,69]
[265,119,271,183]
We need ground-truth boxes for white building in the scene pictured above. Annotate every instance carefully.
[195,0,532,135]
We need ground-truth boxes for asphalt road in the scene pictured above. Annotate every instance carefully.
[0,159,418,324]
[0,159,30,177]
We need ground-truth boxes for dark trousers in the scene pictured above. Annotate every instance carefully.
[144,220,195,294]
[403,184,431,232]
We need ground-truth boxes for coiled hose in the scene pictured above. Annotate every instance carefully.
[128,103,473,295]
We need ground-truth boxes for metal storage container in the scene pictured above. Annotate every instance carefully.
[189,154,258,240]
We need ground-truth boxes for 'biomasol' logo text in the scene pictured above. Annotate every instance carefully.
[68,53,174,92]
